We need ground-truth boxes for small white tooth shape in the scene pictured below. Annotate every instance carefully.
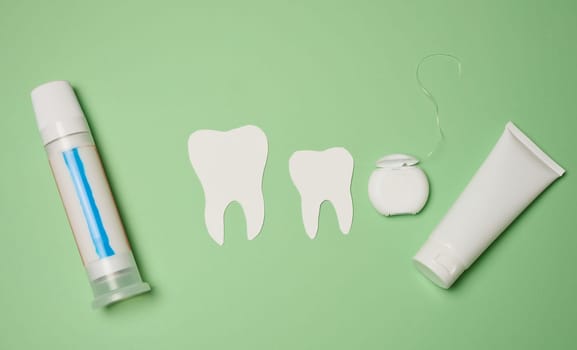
[289,147,354,239]
[188,125,268,245]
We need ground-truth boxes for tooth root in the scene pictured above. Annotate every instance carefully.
[329,193,353,234]
[301,198,323,239]
[204,197,229,246]
[238,191,265,240]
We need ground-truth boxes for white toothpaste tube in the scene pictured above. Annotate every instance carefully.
[414,122,565,288]
[31,81,150,308]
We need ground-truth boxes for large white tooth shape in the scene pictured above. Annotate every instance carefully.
[188,125,268,245]
[289,147,354,239]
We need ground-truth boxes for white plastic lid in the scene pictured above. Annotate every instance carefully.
[413,239,466,289]
[31,80,89,145]
[375,153,420,168]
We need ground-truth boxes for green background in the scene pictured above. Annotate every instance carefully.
[1,0,575,348]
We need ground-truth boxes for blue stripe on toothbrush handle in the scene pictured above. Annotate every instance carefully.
[63,148,115,259]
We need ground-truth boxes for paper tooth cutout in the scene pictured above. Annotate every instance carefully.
[368,154,429,216]
[188,125,268,245]
[289,147,354,239]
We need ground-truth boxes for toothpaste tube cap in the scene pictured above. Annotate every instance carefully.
[31,80,89,145]
[413,239,466,289]
[90,265,151,309]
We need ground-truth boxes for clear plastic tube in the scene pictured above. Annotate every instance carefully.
[31,81,150,308]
